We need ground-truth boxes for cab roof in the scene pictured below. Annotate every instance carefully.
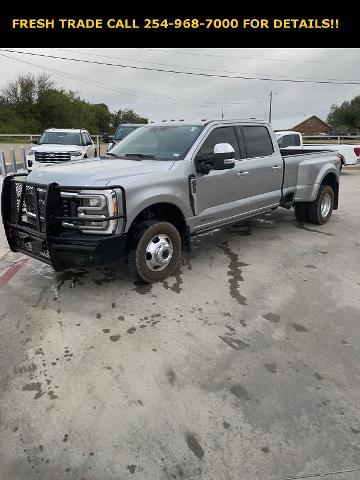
[44,128,88,133]
[274,130,300,135]
[148,118,270,127]
[117,123,146,127]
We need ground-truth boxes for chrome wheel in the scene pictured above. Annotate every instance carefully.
[320,193,331,217]
[145,234,174,272]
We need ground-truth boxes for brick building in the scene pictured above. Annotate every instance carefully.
[291,116,332,135]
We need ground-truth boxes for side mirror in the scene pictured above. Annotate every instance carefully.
[196,143,236,174]
[31,139,38,144]
[213,143,236,170]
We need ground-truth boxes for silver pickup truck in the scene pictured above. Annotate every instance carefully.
[1,119,341,283]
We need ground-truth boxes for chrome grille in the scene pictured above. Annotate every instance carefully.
[35,151,71,163]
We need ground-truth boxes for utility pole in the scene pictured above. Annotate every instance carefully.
[268,91,277,124]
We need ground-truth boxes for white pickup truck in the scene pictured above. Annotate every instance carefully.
[275,131,360,167]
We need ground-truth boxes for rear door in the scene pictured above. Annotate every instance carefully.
[233,125,283,213]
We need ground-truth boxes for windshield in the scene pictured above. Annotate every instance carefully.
[114,126,139,141]
[38,131,82,145]
[110,125,204,160]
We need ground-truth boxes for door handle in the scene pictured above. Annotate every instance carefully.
[272,165,282,170]
[236,171,249,177]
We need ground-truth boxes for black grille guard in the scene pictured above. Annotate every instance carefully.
[1,174,127,271]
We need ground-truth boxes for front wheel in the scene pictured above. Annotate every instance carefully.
[127,221,182,283]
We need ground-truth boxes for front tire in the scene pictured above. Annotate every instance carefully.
[127,221,181,283]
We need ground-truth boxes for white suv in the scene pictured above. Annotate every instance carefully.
[27,128,97,171]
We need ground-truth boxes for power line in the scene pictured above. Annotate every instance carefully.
[140,48,360,65]
[2,49,360,86]
[0,53,199,107]
[0,52,266,109]
[55,48,352,82]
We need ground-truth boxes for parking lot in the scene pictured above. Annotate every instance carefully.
[0,168,360,480]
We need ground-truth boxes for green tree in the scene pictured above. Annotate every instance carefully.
[111,108,148,132]
[37,89,76,130]
[327,96,360,132]
[89,103,113,134]
[0,74,147,134]
[0,73,53,132]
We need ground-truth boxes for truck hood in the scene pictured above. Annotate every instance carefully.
[27,157,175,187]
[30,144,84,153]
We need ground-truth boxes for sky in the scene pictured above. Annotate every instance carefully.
[0,48,359,129]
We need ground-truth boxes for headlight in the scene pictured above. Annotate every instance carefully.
[78,195,107,211]
[69,151,83,157]
[27,149,35,155]
[60,190,118,234]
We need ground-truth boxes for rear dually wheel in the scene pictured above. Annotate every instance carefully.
[294,184,334,225]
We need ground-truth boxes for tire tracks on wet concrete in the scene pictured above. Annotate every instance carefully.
[218,241,249,306]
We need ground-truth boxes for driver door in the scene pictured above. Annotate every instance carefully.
[194,126,246,226]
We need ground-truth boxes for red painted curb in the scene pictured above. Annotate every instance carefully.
[0,258,28,289]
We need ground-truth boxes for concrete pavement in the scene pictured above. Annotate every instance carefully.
[0,168,360,480]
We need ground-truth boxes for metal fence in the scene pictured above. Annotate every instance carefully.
[0,147,27,176]
[0,134,41,142]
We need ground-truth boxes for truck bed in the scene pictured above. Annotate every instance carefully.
[279,148,340,205]
[280,148,338,157]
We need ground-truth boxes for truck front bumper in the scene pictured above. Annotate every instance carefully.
[1,175,127,271]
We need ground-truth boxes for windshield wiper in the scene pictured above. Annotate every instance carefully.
[105,152,119,158]
[124,153,156,159]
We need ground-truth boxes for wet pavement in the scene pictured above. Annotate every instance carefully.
[0,168,360,480]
